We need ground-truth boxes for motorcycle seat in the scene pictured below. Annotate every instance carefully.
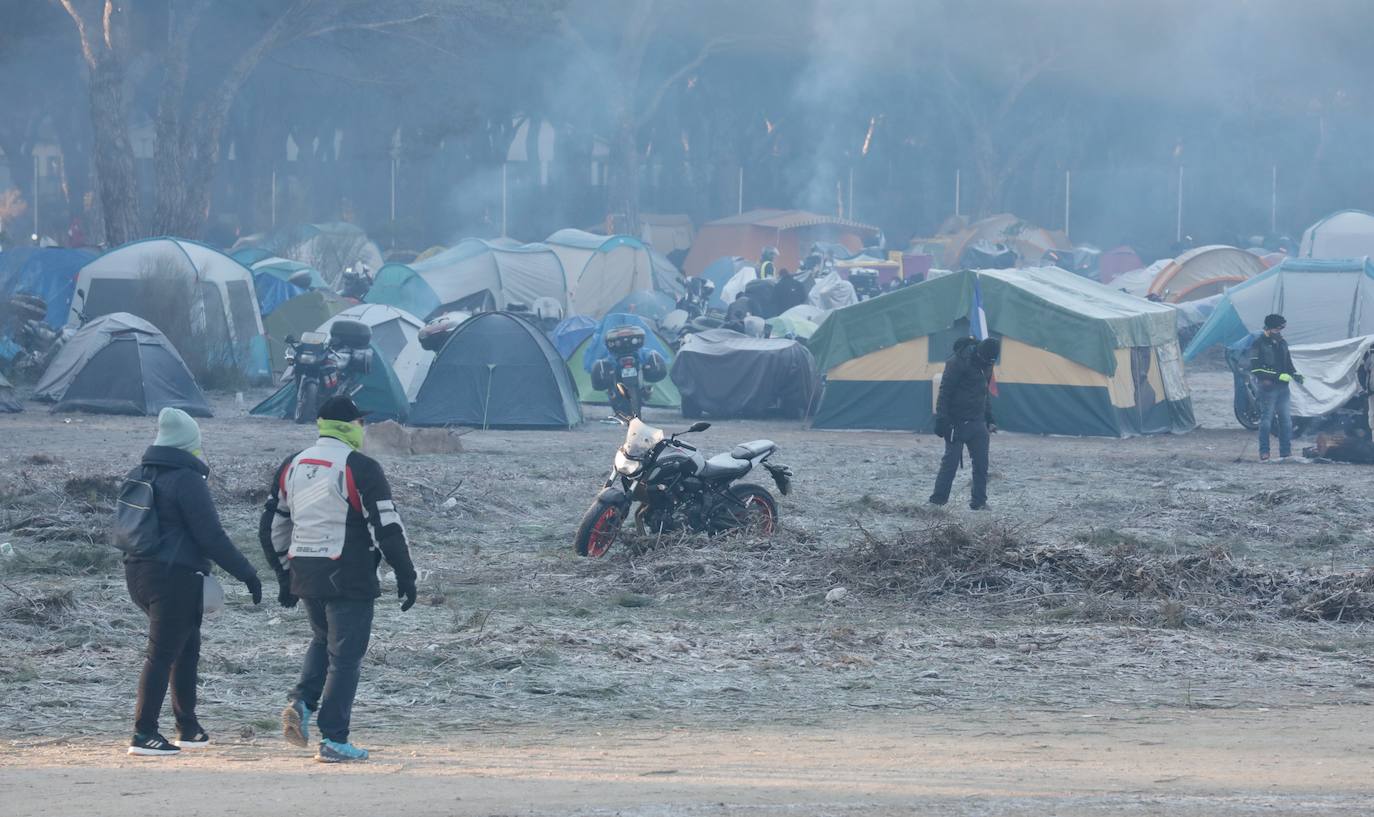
[699,452,752,480]
[731,440,776,460]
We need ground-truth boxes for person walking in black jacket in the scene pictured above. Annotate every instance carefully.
[1250,313,1303,461]
[260,396,417,763]
[125,408,262,756]
[929,337,1000,510]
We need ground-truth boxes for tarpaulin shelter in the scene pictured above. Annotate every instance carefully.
[670,329,818,419]
[568,313,681,408]
[0,373,21,413]
[252,270,304,316]
[1285,335,1374,419]
[249,342,410,423]
[72,238,270,380]
[1098,246,1144,284]
[34,313,211,417]
[1300,210,1374,259]
[551,314,599,359]
[546,229,654,319]
[409,312,582,429]
[1147,245,1265,303]
[640,213,694,253]
[684,209,879,278]
[319,304,432,398]
[376,238,569,320]
[1184,257,1374,359]
[262,290,350,373]
[809,268,1194,437]
[0,247,94,326]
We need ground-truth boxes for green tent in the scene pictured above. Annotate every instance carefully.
[567,333,681,409]
[808,268,1195,437]
[263,290,350,373]
[249,341,410,422]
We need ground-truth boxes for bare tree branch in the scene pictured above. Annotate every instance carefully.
[296,11,440,42]
[53,0,97,68]
[636,35,736,127]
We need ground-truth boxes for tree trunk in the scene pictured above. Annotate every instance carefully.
[607,111,641,235]
[87,52,141,245]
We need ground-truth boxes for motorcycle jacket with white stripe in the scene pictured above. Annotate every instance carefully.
[258,437,416,600]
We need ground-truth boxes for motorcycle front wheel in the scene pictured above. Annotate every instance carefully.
[713,483,778,535]
[295,380,320,424]
[574,499,627,557]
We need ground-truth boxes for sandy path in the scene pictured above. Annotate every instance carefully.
[3,706,1371,816]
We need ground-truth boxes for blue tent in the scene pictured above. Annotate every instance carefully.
[550,314,598,359]
[1183,257,1374,360]
[700,256,745,309]
[582,313,673,373]
[366,263,442,320]
[608,290,676,322]
[252,270,304,316]
[0,248,95,326]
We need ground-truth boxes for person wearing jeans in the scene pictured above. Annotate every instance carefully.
[1250,313,1302,461]
[124,408,262,756]
[261,396,417,763]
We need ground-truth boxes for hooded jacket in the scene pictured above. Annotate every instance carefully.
[125,446,258,583]
[1250,332,1297,387]
[935,345,995,426]
[259,437,416,600]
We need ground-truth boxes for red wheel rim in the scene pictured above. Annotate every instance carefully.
[587,506,620,557]
[744,495,776,534]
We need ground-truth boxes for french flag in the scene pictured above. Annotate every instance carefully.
[970,277,999,396]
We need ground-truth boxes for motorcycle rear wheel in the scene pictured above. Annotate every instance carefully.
[575,500,626,557]
[715,483,778,535]
[295,381,320,424]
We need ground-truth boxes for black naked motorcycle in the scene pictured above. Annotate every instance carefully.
[574,418,793,557]
[282,319,372,423]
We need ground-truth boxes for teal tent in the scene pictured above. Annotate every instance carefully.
[250,342,410,422]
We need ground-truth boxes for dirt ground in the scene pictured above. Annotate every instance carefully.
[1,364,1372,816]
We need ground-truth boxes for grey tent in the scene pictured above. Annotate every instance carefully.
[0,373,20,413]
[409,312,582,429]
[34,312,211,417]
[670,329,818,419]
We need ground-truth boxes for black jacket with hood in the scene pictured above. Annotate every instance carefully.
[125,445,259,583]
[936,345,995,427]
[1250,332,1298,387]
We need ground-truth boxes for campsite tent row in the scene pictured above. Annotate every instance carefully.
[808,267,1195,438]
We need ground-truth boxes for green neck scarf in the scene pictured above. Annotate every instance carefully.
[318,419,364,451]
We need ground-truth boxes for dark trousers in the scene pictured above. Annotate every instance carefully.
[930,420,991,506]
[126,561,203,736]
[292,597,375,743]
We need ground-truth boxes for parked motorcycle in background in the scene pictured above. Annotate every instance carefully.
[2,288,86,379]
[574,417,793,557]
[282,319,373,423]
[590,324,667,419]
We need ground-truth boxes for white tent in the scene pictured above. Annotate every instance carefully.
[1300,210,1374,259]
[320,304,432,399]
[545,229,654,318]
[411,238,568,314]
[1288,335,1374,418]
[72,238,268,378]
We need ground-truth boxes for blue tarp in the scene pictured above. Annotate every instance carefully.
[551,314,598,359]
[0,247,94,326]
[582,313,672,373]
[252,270,304,316]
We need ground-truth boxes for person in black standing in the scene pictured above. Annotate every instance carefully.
[261,396,417,763]
[124,408,262,756]
[929,337,1000,510]
[1250,313,1303,461]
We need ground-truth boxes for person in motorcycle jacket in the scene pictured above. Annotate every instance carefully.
[757,246,778,279]
[259,396,418,763]
[1250,313,1303,461]
[929,337,999,510]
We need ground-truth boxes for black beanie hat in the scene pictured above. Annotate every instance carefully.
[317,396,362,422]
[1264,313,1286,330]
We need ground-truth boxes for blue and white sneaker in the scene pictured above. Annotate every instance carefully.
[281,700,311,748]
[316,739,369,763]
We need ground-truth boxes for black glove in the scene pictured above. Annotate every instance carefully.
[933,417,950,439]
[277,581,297,609]
[1293,373,1305,384]
[398,576,417,612]
[245,574,263,606]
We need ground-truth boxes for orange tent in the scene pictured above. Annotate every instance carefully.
[1147,245,1265,303]
[932,213,1071,269]
[683,209,879,277]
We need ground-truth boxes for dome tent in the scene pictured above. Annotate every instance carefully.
[1146,245,1265,303]
[368,238,568,320]
[1300,210,1374,259]
[34,313,211,417]
[550,314,599,359]
[545,229,654,319]
[72,238,270,381]
[410,312,582,429]
[567,313,681,409]
[319,303,432,398]
[248,343,411,423]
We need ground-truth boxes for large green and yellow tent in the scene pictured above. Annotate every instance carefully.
[809,268,1195,437]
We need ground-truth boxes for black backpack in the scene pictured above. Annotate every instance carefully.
[113,465,162,556]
